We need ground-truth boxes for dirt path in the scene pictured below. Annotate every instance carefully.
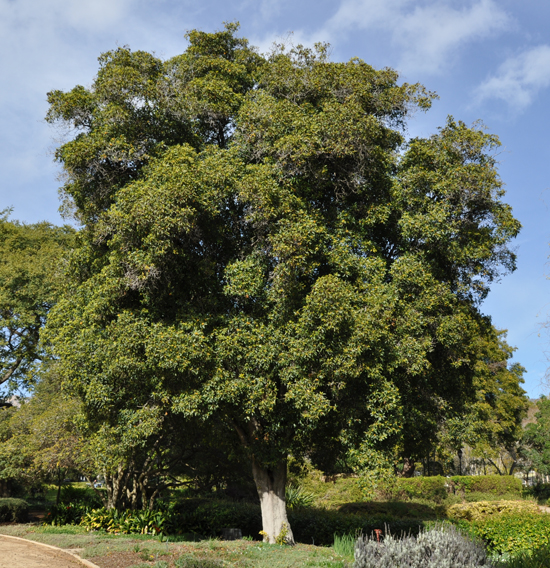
[0,535,96,568]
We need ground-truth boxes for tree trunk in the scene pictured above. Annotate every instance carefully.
[400,457,416,478]
[251,457,294,545]
[56,468,63,506]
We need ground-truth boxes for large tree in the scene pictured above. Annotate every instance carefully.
[44,25,520,543]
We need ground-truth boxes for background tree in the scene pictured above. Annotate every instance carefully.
[523,396,550,478]
[0,211,74,395]
[435,329,528,476]
[0,365,81,501]
[45,26,520,543]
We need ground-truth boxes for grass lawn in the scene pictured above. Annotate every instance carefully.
[0,524,350,568]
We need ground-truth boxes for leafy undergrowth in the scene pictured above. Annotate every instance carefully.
[0,524,348,568]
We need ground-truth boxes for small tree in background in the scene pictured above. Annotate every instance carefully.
[0,211,74,394]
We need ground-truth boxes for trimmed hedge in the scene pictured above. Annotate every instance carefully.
[396,476,448,502]
[394,475,522,502]
[448,500,540,521]
[449,475,522,496]
[0,498,29,522]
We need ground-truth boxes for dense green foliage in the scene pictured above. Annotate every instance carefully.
[448,501,540,521]
[0,497,29,522]
[389,475,522,503]
[41,23,521,541]
[395,476,448,502]
[459,514,550,556]
[497,545,550,568]
[450,475,523,495]
[0,367,82,498]
[524,396,550,476]
[0,212,74,392]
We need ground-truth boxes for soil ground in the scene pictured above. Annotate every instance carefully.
[0,536,90,568]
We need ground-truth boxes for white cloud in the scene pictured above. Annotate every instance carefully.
[475,45,550,109]
[322,0,510,74]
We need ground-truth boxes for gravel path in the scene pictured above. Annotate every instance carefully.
[0,535,96,568]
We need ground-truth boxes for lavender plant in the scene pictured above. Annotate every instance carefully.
[354,523,492,568]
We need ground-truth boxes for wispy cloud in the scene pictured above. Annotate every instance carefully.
[475,45,550,110]
[322,0,510,74]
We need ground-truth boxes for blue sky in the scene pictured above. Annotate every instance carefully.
[1,0,549,397]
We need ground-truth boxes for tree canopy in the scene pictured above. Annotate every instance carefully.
[0,211,74,394]
[44,24,521,543]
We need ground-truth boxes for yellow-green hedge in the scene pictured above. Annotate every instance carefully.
[448,500,540,521]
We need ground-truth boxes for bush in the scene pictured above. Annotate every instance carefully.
[496,544,550,568]
[450,476,522,496]
[458,514,550,556]
[525,483,550,503]
[44,502,90,526]
[125,498,425,544]
[395,476,448,502]
[0,498,29,522]
[289,507,423,546]
[44,487,104,526]
[80,508,167,535]
[60,485,103,508]
[354,523,490,568]
[166,499,262,538]
[448,500,540,521]
[285,484,315,509]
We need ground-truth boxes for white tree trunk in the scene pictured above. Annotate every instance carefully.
[252,457,294,545]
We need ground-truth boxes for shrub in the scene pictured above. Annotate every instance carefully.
[285,484,315,509]
[458,514,550,556]
[497,544,550,568]
[44,486,104,526]
[80,508,167,535]
[289,507,423,546]
[168,499,424,545]
[0,498,29,522]
[395,476,448,502]
[448,501,540,521]
[60,485,103,508]
[167,499,262,538]
[354,523,491,568]
[450,476,522,496]
[525,483,550,503]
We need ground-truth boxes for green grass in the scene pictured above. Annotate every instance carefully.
[333,533,356,560]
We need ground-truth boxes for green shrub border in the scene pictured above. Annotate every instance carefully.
[0,498,29,522]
